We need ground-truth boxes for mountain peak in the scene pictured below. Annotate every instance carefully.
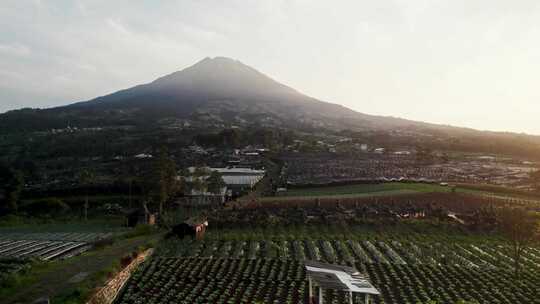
[192,56,244,68]
[155,56,255,83]
[38,56,361,132]
[148,56,301,101]
[201,56,237,62]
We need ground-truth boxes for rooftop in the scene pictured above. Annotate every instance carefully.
[305,260,380,295]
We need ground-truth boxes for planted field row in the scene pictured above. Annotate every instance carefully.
[0,232,114,243]
[281,154,533,187]
[115,257,540,304]
[364,262,539,304]
[242,192,529,212]
[201,224,503,245]
[157,239,540,272]
[117,258,352,304]
[0,239,91,260]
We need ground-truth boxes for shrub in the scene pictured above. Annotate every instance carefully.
[21,198,70,217]
[120,255,134,267]
[125,224,155,238]
[93,238,115,249]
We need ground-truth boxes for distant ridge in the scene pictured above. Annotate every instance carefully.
[1,56,540,160]
[2,56,412,132]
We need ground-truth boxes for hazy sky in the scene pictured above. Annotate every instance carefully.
[1,1,540,134]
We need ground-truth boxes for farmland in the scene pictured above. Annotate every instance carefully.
[0,232,114,261]
[275,183,450,198]
[231,192,534,228]
[117,228,540,304]
[0,231,117,285]
[280,153,537,188]
[2,147,539,303]
[115,192,540,304]
[0,228,159,304]
[122,257,511,304]
[0,230,121,297]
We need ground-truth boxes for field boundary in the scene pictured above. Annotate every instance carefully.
[87,248,154,304]
[264,189,419,201]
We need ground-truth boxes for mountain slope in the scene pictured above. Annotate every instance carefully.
[1,56,540,160]
[0,57,420,132]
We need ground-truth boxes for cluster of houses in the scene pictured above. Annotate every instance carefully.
[180,166,265,204]
[126,164,266,227]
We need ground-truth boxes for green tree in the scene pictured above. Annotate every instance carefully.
[7,171,23,213]
[0,165,24,214]
[498,206,539,280]
[156,148,178,215]
[121,162,139,209]
[24,198,70,217]
[192,175,207,204]
[193,166,210,177]
[219,128,241,147]
[138,168,155,220]
[207,171,226,196]
[184,167,209,204]
[177,167,190,195]
[79,169,95,221]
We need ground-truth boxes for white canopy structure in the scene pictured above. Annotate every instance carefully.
[183,167,265,194]
[305,261,380,304]
[222,175,264,187]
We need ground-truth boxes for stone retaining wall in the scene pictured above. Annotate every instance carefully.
[87,248,153,304]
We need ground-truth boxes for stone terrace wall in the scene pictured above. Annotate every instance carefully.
[87,248,154,304]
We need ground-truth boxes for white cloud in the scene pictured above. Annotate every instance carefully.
[0,43,31,56]
[106,18,131,36]
[0,1,540,134]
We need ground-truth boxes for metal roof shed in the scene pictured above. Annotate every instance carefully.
[305,260,380,304]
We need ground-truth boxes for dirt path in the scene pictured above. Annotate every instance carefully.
[2,235,157,304]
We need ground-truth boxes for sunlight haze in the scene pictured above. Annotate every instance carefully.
[1,0,539,134]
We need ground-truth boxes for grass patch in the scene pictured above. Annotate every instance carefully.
[53,260,121,304]
[267,182,540,206]
[456,183,540,203]
[274,182,451,199]
[0,233,160,304]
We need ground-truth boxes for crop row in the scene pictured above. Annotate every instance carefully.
[0,239,91,260]
[117,258,368,304]
[281,154,531,187]
[0,232,114,242]
[157,239,540,273]
[115,257,540,304]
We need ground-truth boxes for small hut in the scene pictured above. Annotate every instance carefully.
[186,217,208,240]
[170,217,208,240]
[305,260,380,304]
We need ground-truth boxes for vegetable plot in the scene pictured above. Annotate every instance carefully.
[0,232,113,260]
[115,256,540,304]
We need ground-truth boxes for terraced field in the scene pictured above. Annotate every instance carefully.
[115,233,540,304]
[116,256,540,304]
[156,239,540,269]
[114,191,539,304]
